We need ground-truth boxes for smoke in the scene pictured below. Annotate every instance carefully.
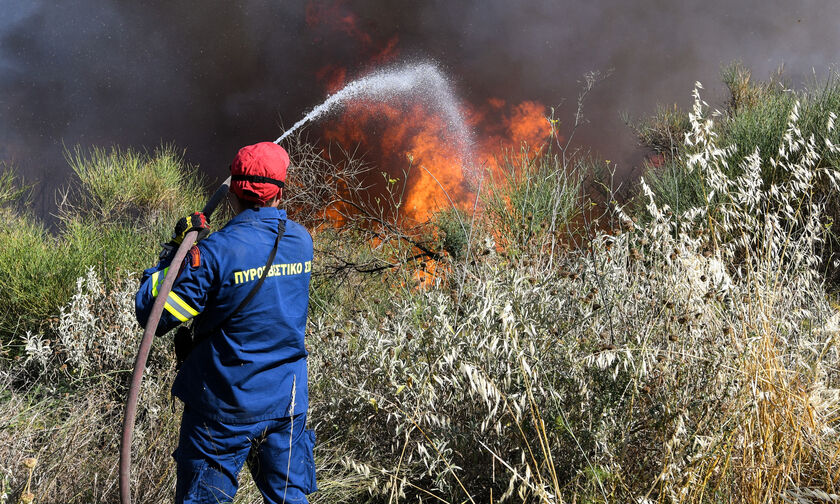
[2,0,838,215]
[1,0,317,214]
[409,0,838,172]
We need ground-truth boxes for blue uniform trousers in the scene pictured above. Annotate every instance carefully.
[174,409,317,503]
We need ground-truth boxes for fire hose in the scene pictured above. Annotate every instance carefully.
[119,176,231,504]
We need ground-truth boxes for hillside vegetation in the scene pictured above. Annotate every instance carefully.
[3,72,840,503]
[635,64,840,284]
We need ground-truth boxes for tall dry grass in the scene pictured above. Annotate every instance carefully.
[307,84,840,502]
[3,82,840,503]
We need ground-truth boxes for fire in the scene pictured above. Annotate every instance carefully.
[469,98,553,173]
[306,0,553,222]
[303,0,553,291]
[505,101,552,152]
[319,98,466,221]
[318,88,551,221]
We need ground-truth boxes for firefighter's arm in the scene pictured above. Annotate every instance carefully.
[134,258,171,333]
[134,244,215,336]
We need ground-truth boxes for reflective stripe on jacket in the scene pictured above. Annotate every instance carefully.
[135,207,312,423]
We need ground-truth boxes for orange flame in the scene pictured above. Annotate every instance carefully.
[318,95,551,221]
[307,0,552,222]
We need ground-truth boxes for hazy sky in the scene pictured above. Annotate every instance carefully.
[2,0,838,213]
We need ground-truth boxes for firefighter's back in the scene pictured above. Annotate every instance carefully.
[173,205,313,423]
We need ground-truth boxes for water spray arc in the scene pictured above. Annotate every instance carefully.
[275,62,476,176]
[119,61,473,503]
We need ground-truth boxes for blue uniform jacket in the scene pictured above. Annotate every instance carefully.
[135,207,312,423]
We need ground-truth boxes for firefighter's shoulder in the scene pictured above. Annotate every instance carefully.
[284,219,313,245]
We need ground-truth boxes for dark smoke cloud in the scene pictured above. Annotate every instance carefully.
[2,0,839,215]
[400,0,840,172]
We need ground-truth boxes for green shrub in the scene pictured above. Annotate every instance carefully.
[433,207,470,260]
[66,145,204,219]
[637,157,706,219]
[483,145,583,256]
[0,167,30,208]
[635,64,840,185]
[0,146,209,340]
[635,66,840,283]
[0,211,63,336]
[627,104,690,157]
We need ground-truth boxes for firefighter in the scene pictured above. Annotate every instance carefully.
[134,142,316,503]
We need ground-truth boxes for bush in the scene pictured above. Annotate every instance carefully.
[628,104,690,157]
[0,166,31,207]
[482,145,583,257]
[635,66,840,284]
[0,146,215,501]
[432,207,470,260]
[66,145,205,221]
[0,268,180,503]
[304,85,840,502]
[0,146,209,341]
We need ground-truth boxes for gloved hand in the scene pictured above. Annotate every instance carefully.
[158,212,210,261]
[171,211,210,245]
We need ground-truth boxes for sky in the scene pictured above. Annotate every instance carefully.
[1,0,838,214]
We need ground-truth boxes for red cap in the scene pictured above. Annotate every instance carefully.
[230,142,290,204]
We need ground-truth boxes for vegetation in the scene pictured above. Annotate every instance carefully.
[634,65,840,283]
[3,74,840,503]
[0,147,204,339]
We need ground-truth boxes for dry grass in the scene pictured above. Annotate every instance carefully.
[306,84,840,503]
[3,83,840,503]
